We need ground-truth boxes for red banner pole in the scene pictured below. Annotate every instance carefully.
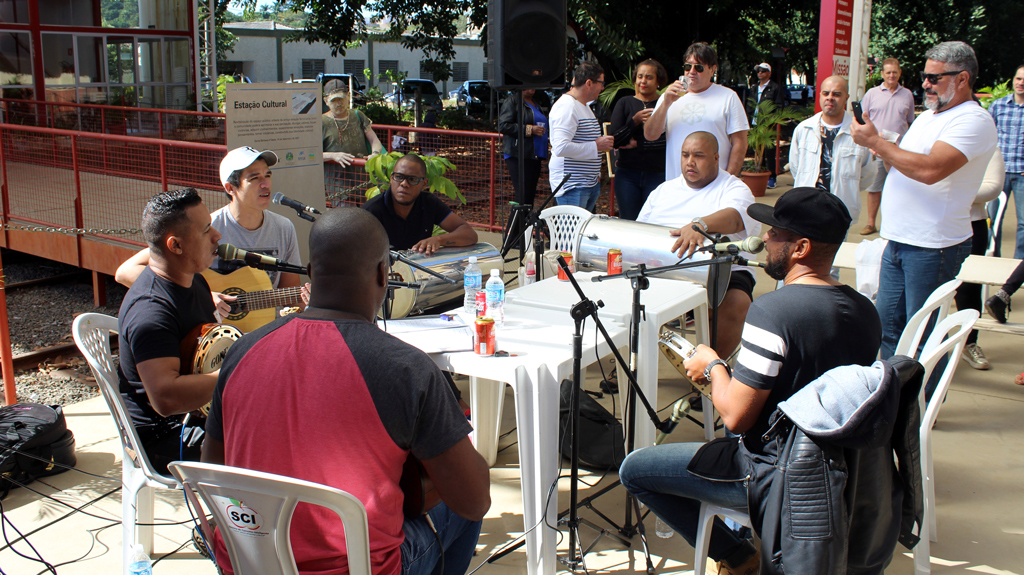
[0,250,17,406]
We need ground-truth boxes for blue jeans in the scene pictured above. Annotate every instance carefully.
[556,182,601,212]
[401,503,481,575]
[987,173,1024,258]
[614,167,664,220]
[619,443,749,562]
[876,239,972,397]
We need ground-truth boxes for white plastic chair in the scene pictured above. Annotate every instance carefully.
[893,279,961,359]
[168,461,372,575]
[911,309,979,575]
[986,192,1009,257]
[539,205,593,256]
[72,313,181,574]
[693,503,752,574]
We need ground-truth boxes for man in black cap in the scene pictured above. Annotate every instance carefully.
[619,187,881,575]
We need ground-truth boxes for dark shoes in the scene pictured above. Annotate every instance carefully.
[985,290,1010,323]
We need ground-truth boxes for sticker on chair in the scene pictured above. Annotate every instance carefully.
[215,495,268,536]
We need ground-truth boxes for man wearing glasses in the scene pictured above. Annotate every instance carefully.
[646,42,749,181]
[851,41,997,393]
[548,61,615,212]
[362,153,477,255]
[746,62,788,188]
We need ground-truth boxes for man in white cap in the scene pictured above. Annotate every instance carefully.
[116,146,303,295]
[746,62,788,188]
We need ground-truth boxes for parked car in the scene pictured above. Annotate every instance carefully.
[787,84,815,107]
[384,79,443,110]
[456,80,495,115]
[316,73,368,107]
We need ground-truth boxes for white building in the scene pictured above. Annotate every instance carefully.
[223,22,487,95]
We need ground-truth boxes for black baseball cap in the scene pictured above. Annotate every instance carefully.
[747,187,852,244]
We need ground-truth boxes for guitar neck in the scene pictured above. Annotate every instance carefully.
[237,287,304,312]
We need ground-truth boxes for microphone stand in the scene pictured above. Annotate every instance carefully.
[390,249,459,285]
[289,210,316,223]
[556,236,756,573]
[241,260,308,276]
[499,174,570,281]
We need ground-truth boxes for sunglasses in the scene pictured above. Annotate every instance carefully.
[919,70,963,84]
[682,63,707,73]
[391,172,425,185]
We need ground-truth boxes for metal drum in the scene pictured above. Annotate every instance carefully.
[574,215,731,304]
[384,242,502,319]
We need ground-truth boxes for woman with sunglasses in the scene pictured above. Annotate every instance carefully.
[609,59,668,220]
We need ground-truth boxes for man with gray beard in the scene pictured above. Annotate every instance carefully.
[851,41,996,395]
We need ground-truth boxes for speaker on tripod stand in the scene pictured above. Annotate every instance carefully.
[487,0,567,90]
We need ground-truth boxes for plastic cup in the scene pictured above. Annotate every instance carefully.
[879,129,899,143]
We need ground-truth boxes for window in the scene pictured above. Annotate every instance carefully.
[343,59,365,82]
[302,59,325,79]
[482,63,489,81]
[378,60,399,86]
[418,61,442,82]
[453,62,469,83]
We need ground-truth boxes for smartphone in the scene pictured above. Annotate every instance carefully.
[851,101,865,124]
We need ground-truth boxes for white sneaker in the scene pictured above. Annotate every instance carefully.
[961,343,991,370]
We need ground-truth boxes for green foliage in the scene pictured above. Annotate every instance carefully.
[364,152,464,204]
[101,0,139,28]
[216,74,237,112]
[977,79,1011,110]
[435,108,474,130]
[359,103,403,125]
[745,99,809,173]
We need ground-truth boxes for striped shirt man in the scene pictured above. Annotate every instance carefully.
[731,284,880,453]
[548,94,604,195]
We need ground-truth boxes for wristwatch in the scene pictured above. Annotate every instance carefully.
[703,359,731,381]
[691,217,709,232]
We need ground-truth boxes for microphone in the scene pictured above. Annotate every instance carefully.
[272,192,322,216]
[217,243,305,275]
[703,236,765,254]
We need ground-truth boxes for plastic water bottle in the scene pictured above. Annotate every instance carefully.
[485,268,504,328]
[129,544,153,575]
[524,259,536,285]
[655,516,674,539]
[463,256,482,313]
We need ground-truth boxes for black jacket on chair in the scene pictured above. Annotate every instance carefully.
[727,357,924,575]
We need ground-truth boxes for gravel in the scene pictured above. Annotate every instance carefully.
[1,250,127,406]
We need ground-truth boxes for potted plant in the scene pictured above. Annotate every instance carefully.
[742,99,806,197]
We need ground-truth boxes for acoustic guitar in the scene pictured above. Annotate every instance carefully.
[201,267,304,333]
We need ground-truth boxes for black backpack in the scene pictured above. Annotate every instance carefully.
[0,403,77,498]
[559,379,626,471]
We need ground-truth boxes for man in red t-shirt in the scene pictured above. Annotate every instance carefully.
[203,207,490,575]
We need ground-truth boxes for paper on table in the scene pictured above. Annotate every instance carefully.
[382,315,468,334]
[390,326,475,354]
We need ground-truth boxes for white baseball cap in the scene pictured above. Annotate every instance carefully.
[756,62,772,72]
[220,146,278,185]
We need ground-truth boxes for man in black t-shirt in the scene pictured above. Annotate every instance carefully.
[361,154,477,254]
[619,187,881,574]
[117,188,222,473]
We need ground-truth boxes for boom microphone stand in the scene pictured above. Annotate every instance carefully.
[500,174,571,282]
[554,238,759,572]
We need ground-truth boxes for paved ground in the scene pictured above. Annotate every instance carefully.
[3,175,1023,573]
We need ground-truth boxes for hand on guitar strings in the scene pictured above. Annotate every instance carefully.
[301,282,312,307]
[212,291,237,322]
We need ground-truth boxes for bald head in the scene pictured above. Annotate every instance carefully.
[308,207,389,285]
[683,131,719,155]
[819,76,850,122]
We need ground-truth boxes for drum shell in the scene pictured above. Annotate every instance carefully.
[385,242,502,319]
[574,215,731,305]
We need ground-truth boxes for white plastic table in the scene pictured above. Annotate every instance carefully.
[428,273,711,575]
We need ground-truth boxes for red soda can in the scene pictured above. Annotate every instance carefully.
[608,248,622,275]
[557,252,574,281]
[474,317,496,356]
[475,290,487,317]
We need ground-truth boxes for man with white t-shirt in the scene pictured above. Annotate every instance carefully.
[851,41,997,392]
[638,131,760,357]
[645,43,749,181]
[548,61,615,211]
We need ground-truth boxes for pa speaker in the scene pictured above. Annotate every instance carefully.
[487,0,567,89]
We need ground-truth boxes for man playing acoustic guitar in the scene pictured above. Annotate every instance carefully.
[202,207,490,575]
[118,188,222,474]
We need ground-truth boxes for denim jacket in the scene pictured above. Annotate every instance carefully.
[789,112,876,223]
